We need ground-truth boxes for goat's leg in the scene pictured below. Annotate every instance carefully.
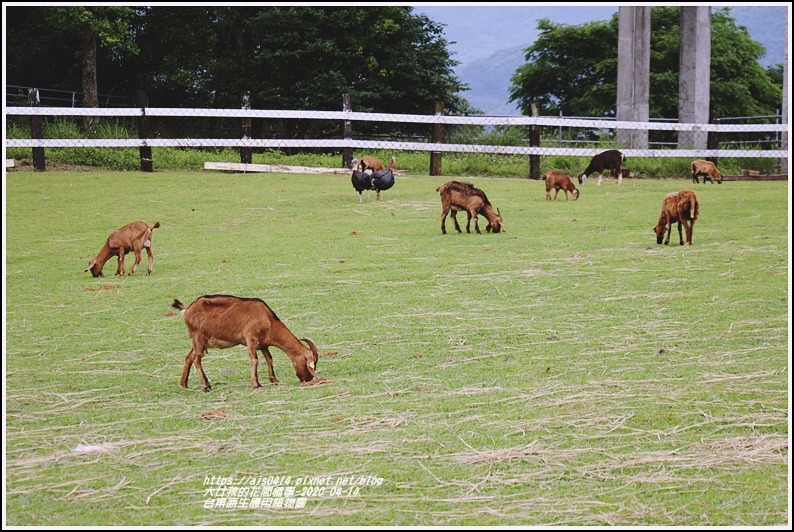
[129,248,143,275]
[440,208,448,234]
[181,341,212,392]
[180,348,195,389]
[597,172,604,186]
[262,347,279,384]
[663,221,673,245]
[469,209,481,234]
[145,245,154,275]
[678,221,684,246]
[553,189,560,200]
[246,342,262,388]
[451,210,463,233]
[189,345,212,391]
[617,169,623,186]
[115,250,125,276]
[679,220,691,246]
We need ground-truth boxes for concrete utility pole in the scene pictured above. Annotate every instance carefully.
[781,15,789,175]
[678,6,712,149]
[616,6,651,149]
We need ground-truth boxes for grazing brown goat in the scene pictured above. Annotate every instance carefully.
[653,189,700,246]
[436,181,502,234]
[360,156,385,172]
[578,150,626,185]
[543,170,580,200]
[172,295,319,390]
[691,159,723,184]
[86,220,160,277]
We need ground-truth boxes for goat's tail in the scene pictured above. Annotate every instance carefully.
[152,221,161,229]
[171,299,186,311]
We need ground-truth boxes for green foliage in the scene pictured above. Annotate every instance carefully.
[509,7,783,120]
[4,171,788,525]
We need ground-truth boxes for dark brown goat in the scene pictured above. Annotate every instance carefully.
[172,295,319,390]
[578,150,626,185]
[653,189,700,246]
[86,220,160,277]
[691,159,723,184]
[437,181,502,234]
[543,170,580,200]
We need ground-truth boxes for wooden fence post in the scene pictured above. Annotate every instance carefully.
[529,102,540,179]
[707,109,720,167]
[342,93,353,168]
[240,91,252,164]
[136,90,153,172]
[430,100,443,176]
[28,88,46,172]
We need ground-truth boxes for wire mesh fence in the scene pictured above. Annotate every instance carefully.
[4,87,789,175]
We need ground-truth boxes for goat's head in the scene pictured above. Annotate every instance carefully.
[486,208,503,233]
[577,174,587,185]
[86,259,104,277]
[652,224,666,245]
[295,337,319,382]
[572,188,580,200]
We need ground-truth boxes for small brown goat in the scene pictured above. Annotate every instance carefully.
[437,181,502,234]
[691,159,723,184]
[578,150,626,185]
[86,220,160,277]
[653,189,699,246]
[543,170,579,200]
[172,295,319,390]
[360,156,385,172]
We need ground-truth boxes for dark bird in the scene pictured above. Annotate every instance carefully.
[350,158,374,202]
[370,156,396,201]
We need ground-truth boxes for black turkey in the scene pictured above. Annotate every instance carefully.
[350,158,374,202]
[370,156,395,201]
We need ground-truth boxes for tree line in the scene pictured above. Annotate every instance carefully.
[5,5,784,127]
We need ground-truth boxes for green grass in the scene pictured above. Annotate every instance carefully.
[4,169,789,526]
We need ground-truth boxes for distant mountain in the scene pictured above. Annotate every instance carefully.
[427,5,788,116]
[458,45,525,116]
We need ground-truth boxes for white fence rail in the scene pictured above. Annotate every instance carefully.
[5,106,789,159]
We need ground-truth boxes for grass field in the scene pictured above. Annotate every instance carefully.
[3,169,790,526]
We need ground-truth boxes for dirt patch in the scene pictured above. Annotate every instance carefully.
[84,284,122,291]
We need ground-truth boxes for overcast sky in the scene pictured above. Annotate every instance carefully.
[414,3,788,68]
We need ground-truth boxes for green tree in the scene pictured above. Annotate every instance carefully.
[42,7,137,128]
[212,7,467,113]
[508,7,782,120]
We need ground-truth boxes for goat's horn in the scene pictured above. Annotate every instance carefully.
[497,208,501,217]
[300,337,318,353]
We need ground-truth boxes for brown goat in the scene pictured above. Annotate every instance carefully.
[578,150,626,185]
[691,159,723,184]
[653,189,700,246]
[172,295,319,390]
[543,170,580,200]
[360,156,385,172]
[86,220,160,277]
[437,181,502,234]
